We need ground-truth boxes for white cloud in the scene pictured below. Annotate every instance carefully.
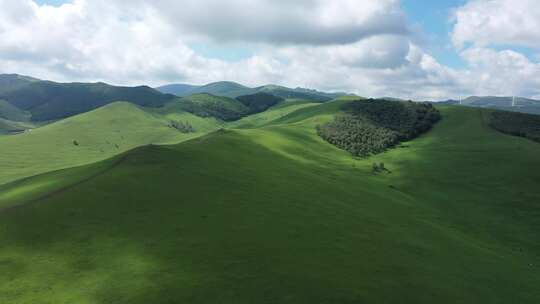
[460,48,540,97]
[452,0,540,49]
[136,0,408,45]
[1,0,540,100]
[449,0,540,98]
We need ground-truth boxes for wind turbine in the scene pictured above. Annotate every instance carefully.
[512,96,516,107]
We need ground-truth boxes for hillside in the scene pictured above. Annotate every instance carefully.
[0,77,176,121]
[0,99,31,122]
[229,100,318,129]
[0,102,221,185]
[1,103,539,303]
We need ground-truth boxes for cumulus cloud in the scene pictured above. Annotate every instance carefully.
[452,0,540,48]
[460,48,540,97]
[135,0,409,45]
[448,0,540,98]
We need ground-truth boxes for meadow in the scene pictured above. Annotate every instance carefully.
[0,101,539,303]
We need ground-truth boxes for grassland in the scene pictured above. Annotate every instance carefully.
[0,102,539,303]
[0,101,222,185]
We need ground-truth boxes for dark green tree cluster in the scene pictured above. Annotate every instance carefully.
[168,120,195,133]
[342,99,441,139]
[317,114,399,156]
[175,100,245,121]
[236,92,284,114]
[488,110,540,142]
[317,99,441,157]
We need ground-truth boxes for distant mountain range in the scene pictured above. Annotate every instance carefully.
[0,74,175,121]
[157,82,348,102]
[437,96,540,115]
[0,74,351,123]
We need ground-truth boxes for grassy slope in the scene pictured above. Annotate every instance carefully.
[0,102,222,185]
[0,103,538,303]
[228,99,318,128]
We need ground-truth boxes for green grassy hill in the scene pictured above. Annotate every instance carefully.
[1,102,539,303]
[0,102,221,185]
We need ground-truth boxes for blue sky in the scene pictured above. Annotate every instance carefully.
[402,0,467,68]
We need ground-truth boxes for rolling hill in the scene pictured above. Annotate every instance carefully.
[0,102,539,303]
[156,81,346,101]
[0,102,222,185]
[438,96,540,114]
[0,75,177,121]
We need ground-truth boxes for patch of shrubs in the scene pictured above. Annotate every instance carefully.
[169,120,195,133]
[177,92,287,122]
[317,99,441,157]
[488,110,540,142]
